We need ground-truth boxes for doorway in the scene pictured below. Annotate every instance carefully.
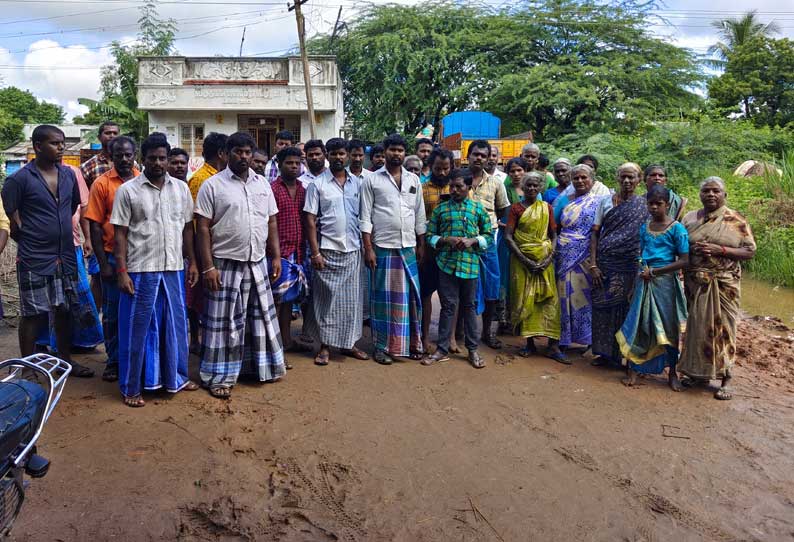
[238,115,302,155]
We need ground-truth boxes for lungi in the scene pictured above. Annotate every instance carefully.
[36,246,103,349]
[270,254,308,305]
[304,249,362,349]
[200,258,285,388]
[118,270,190,398]
[370,247,423,357]
[102,252,120,368]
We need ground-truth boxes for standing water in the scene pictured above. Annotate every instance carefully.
[740,276,794,325]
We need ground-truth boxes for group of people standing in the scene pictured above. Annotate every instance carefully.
[0,123,755,406]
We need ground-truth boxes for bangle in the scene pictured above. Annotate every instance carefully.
[116,267,127,274]
[311,253,321,259]
[201,266,216,275]
[720,245,727,256]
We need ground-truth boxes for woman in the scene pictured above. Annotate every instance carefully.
[617,185,689,390]
[505,173,564,362]
[589,163,648,366]
[644,165,687,220]
[555,164,600,360]
[678,177,756,400]
[545,158,571,204]
[497,157,530,333]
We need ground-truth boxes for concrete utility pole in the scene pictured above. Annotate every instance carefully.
[289,0,317,139]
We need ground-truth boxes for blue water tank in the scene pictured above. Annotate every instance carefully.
[441,111,501,139]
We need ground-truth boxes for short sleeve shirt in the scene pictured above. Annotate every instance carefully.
[422,181,450,222]
[80,152,111,187]
[1,162,80,275]
[84,167,139,254]
[110,173,193,273]
[304,169,361,253]
[187,162,217,202]
[470,172,510,231]
[194,167,278,262]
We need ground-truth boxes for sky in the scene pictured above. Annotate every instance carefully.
[0,0,791,120]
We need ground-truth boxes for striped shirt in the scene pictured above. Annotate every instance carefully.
[110,173,193,273]
[427,198,492,279]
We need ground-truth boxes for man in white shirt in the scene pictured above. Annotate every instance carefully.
[298,139,327,187]
[195,132,286,399]
[360,134,427,365]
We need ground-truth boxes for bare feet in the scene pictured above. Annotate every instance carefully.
[183,381,200,391]
[621,368,638,387]
[715,375,733,400]
[448,340,461,354]
[668,371,683,392]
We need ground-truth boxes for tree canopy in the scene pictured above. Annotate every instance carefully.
[707,10,780,69]
[0,86,65,148]
[308,0,703,140]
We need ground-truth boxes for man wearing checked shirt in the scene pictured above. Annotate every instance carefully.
[422,169,492,369]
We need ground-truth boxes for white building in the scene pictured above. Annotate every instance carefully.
[137,56,344,159]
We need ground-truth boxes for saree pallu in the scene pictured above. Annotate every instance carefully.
[509,201,560,339]
[305,250,363,350]
[678,206,755,380]
[200,258,285,388]
[370,247,423,357]
[617,273,687,374]
[36,246,103,350]
[556,192,599,346]
[591,196,647,363]
[118,270,190,398]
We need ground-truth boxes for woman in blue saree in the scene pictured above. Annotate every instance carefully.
[617,185,689,391]
[555,164,601,360]
[589,163,648,366]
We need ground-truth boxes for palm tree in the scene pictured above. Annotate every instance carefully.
[707,10,780,69]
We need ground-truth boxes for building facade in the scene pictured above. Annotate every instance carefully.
[137,56,344,162]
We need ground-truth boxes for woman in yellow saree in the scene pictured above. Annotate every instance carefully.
[678,177,756,400]
[504,173,565,362]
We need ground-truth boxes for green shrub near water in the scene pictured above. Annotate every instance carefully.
[538,120,794,287]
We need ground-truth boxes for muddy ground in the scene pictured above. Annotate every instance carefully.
[6,314,794,542]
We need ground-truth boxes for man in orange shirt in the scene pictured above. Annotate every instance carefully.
[84,136,139,382]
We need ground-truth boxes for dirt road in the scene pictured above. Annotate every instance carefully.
[7,316,794,541]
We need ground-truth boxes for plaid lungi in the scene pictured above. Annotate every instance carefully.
[118,271,191,398]
[200,258,285,388]
[17,263,78,318]
[36,246,103,349]
[305,249,362,349]
[370,247,423,357]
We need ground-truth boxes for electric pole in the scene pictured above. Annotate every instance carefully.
[289,0,317,139]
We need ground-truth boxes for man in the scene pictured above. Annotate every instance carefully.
[80,120,120,308]
[188,132,228,201]
[404,155,422,177]
[252,148,269,176]
[368,144,385,171]
[423,169,492,368]
[545,158,571,204]
[264,129,296,182]
[167,147,190,182]
[270,146,309,362]
[111,134,199,407]
[361,133,426,364]
[304,138,368,365]
[415,138,434,183]
[85,135,140,382]
[2,125,94,377]
[420,148,453,353]
[195,132,286,399]
[299,139,327,186]
[347,139,366,180]
[521,142,556,189]
[485,146,507,184]
[468,139,510,349]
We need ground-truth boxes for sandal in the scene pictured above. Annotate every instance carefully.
[408,351,424,361]
[545,350,572,365]
[482,335,503,350]
[373,350,393,365]
[208,386,231,399]
[182,381,200,391]
[421,351,449,366]
[122,394,145,408]
[714,387,733,401]
[468,351,486,369]
[518,342,537,358]
[341,347,370,360]
[102,364,118,382]
[314,351,330,366]
[70,361,95,378]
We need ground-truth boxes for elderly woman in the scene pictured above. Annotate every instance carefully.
[555,164,601,360]
[505,173,563,361]
[644,165,687,220]
[520,143,556,189]
[545,158,570,204]
[678,177,755,400]
[589,163,648,366]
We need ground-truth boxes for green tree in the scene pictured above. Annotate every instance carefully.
[708,36,794,127]
[0,86,65,124]
[0,109,24,148]
[78,0,175,141]
[707,10,780,69]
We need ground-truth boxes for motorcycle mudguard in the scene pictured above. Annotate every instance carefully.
[0,381,47,467]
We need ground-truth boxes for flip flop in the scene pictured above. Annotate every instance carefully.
[70,362,95,378]
[208,386,231,399]
[122,394,145,408]
[102,365,118,382]
[182,381,200,391]
[373,351,393,365]
[545,351,571,365]
[408,352,424,361]
[341,348,370,360]
[714,387,733,400]
[314,352,330,366]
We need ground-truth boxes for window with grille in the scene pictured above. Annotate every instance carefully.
[180,124,205,157]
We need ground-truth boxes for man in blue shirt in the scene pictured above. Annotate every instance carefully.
[2,125,94,377]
